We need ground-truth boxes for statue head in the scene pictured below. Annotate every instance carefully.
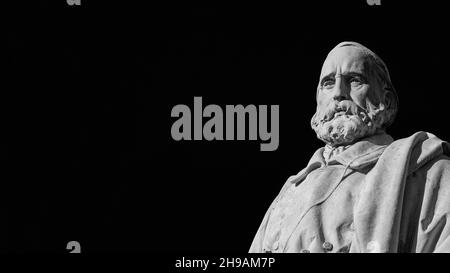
[311,42,398,147]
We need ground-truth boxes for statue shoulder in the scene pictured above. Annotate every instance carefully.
[382,131,450,174]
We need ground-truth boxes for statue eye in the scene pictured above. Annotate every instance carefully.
[322,78,335,88]
[349,77,363,86]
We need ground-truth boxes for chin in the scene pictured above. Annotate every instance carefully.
[313,114,377,147]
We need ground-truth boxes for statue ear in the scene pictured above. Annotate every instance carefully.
[383,89,397,111]
[382,89,398,127]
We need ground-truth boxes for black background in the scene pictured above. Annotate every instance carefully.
[4,1,450,253]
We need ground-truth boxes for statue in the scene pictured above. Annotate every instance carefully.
[249,42,450,253]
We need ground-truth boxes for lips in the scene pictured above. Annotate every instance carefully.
[322,105,351,122]
[333,111,347,118]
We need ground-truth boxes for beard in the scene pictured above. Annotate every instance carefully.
[311,100,387,147]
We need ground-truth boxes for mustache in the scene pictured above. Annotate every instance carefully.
[318,101,368,123]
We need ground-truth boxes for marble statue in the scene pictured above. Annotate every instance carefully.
[249,42,450,253]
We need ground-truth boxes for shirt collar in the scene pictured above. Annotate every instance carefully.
[327,132,394,168]
[288,132,394,185]
[323,144,351,162]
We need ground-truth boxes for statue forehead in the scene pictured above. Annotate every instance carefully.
[320,46,371,79]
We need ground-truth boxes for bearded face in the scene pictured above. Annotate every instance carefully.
[311,99,387,147]
[311,43,395,147]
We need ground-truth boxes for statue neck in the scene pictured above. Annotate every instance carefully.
[323,144,351,162]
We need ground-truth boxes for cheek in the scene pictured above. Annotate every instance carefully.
[350,86,380,107]
[317,89,334,106]
[316,94,330,112]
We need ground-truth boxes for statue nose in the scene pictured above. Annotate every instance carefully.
[332,79,350,101]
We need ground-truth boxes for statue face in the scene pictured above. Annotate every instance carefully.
[318,46,384,113]
[311,45,389,147]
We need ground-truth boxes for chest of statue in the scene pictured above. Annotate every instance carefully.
[262,164,368,253]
